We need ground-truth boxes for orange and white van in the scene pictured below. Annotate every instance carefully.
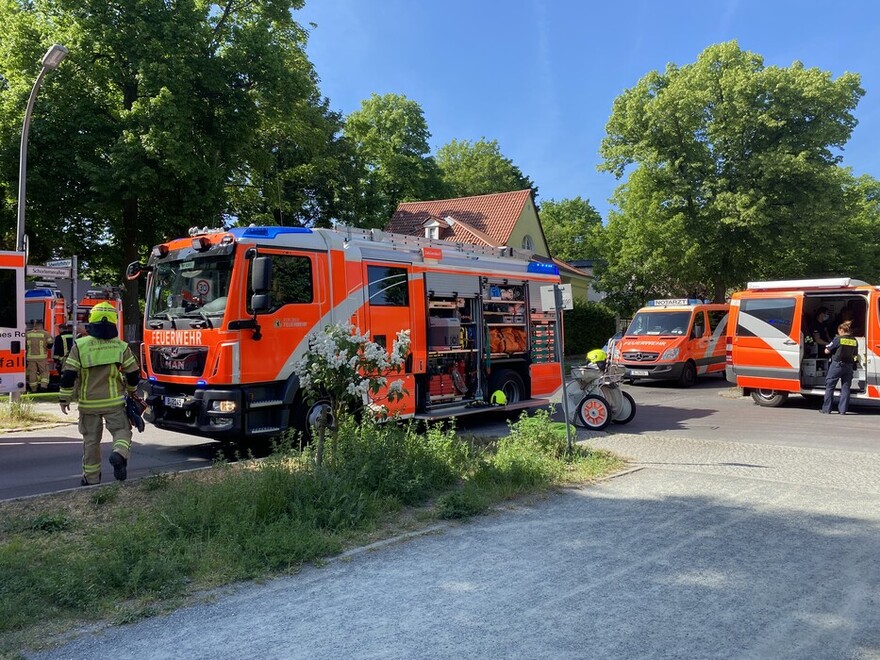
[0,251,27,394]
[726,277,879,407]
[611,299,730,387]
[24,285,66,338]
[128,226,565,441]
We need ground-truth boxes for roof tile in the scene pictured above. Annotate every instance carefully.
[388,190,532,245]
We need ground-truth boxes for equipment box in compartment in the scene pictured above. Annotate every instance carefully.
[429,317,461,348]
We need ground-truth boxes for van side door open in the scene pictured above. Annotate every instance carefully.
[731,294,802,392]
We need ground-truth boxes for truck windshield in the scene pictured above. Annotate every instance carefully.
[626,311,692,336]
[147,255,234,321]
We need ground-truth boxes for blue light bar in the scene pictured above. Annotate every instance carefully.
[527,261,559,275]
[25,288,56,298]
[229,226,312,240]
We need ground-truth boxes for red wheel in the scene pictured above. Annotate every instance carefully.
[576,394,611,431]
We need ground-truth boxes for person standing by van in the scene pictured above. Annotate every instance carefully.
[822,321,859,414]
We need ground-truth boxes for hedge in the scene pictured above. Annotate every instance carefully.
[562,300,616,358]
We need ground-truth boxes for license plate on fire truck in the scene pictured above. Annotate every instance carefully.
[629,369,650,376]
[164,396,187,408]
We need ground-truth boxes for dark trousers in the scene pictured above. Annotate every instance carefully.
[823,361,854,413]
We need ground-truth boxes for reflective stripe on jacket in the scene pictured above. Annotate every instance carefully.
[26,330,53,360]
[60,337,139,412]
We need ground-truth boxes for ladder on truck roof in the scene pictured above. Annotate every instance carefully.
[337,225,535,264]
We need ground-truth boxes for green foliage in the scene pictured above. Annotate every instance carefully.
[329,417,468,505]
[344,93,445,227]
[562,299,617,357]
[293,322,410,465]
[435,138,536,199]
[538,197,603,261]
[435,487,489,519]
[0,0,348,329]
[598,40,876,308]
[89,484,119,507]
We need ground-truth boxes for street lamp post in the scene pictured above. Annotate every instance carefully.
[16,43,69,255]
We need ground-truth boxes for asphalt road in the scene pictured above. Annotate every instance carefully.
[2,377,878,500]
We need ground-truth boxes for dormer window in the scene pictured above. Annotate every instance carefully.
[422,217,445,240]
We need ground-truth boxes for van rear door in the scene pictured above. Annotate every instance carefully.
[731,293,802,392]
[868,291,880,399]
[0,251,26,394]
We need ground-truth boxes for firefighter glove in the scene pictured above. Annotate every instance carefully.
[59,402,70,415]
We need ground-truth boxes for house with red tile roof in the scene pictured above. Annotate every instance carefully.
[387,190,595,301]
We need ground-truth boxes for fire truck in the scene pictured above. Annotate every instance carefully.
[76,287,125,338]
[0,251,27,394]
[127,226,565,440]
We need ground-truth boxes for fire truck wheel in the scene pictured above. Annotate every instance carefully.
[750,389,789,407]
[576,394,611,431]
[488,369,524,405]
[678,361,697,387]
[293,397,334,443]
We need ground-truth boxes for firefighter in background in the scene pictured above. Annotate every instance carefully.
[25,319,54,393]
[53,322,74,372]
[59,302,141,486]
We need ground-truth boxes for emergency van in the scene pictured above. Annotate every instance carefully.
[127,225,565,441]
[24,284,66,338]
[611,299,730,386]
[726,278,879,407]
[0,251,26,394]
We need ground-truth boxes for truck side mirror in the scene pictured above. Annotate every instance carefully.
[126,261,149,280]
[251,256,271,294]
[250,293,271,314]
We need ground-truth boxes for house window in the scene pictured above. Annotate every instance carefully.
[426,226,439,240]
[521,234,534,251]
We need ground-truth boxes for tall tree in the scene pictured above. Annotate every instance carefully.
[598,41,865,304]
[344,93,444,227]
[435,138,536,199]
[538,197,602,261]
[0,0,334,335]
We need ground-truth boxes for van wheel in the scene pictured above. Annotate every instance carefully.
[678,361,697,387]
[488,369,524,405]
[750,390,789,407]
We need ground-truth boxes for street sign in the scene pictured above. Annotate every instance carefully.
[540,283,574,311]
[26,265,70,278]
[45,258,72,268]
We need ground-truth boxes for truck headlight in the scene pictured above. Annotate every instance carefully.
[661,347,680,361]
[211,400,237,413]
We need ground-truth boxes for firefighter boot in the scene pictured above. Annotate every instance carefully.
[109,452,128,481]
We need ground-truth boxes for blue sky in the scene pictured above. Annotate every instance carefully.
[298,0,880,219]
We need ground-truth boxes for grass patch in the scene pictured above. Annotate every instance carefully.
[0,409,623,655]
[0,397,57,430]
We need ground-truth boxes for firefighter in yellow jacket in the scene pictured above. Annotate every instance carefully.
[25,319,54,392]
[59,302,140,485]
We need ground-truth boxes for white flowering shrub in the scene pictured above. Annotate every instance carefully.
[293,322,411,464]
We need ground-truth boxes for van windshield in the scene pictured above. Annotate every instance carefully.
[626,311,692,336]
